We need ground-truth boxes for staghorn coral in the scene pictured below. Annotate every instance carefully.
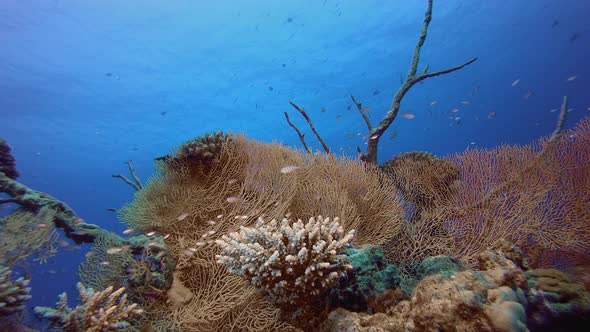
[35,282,143,332]
[0,139,19,180]
[0,265,31,316]
[216,216,355,308]
[0,207,60,266]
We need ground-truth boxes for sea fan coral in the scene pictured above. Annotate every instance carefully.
[34,282,143,332]
[216,216,355,308]
[117,135,403,330]
[0,207,60,266]
[0,265,31,316]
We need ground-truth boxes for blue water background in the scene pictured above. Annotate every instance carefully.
[1,0,589,326]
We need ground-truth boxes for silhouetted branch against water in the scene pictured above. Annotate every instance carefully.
[283,112,311,153]
[351,95,372,131]
[287,101,331,154]
[360,0,478,164]
[549,96,568,143]
[112,160,143,191]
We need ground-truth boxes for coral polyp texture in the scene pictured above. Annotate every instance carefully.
[156,130,231,164]
[34,282,143,332]
[382,151,460,212]
[0,139,19,180]
[216,216,355,309]
[0,265,31,316]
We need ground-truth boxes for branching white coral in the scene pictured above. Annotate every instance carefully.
[34,282,143,332]
[0,265,31,316]
[216,216,354,307]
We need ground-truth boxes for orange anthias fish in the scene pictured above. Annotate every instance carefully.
[403,113,415,119]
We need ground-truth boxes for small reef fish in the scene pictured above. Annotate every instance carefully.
[280,165,300,174]
[73,218,84,224]
[146,231,156,236]
[216,214,223,219]
[370,135,379,140]
[226,196,243,203]
[163,234,171,239]
[58,240,69,247]
[195,241,206,246]
[403,113,415,119]
[71,230,88,236]
[36,223,48,228]
[523,91,534,99]
[512,79,520,87]
[227,179,238,185]
[206,220,216,225]
[451,108,460,113]
[123,228,134,234]
[180,249,194,257]
[430,101,437,106]
[488,111,496,119]
[461,101,470,105]
[100,261,110,265]
[361,108,370,113]
[177,212,189,221]
[549,108,558,113]
[107,247,124,254]
[566,75,577,82]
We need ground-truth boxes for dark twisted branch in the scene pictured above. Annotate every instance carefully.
[351,95,372,131]
[112,160,143,191]
[288,101,331,154]
[283,112,311,153]
[359,0,477,164]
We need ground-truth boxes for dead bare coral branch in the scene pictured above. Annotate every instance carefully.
[112,160,142,191]
[350,95,372,131]
[283,111,311,153]
[361,0,477,164]
[549,96,568,143]
[288,101,331,154]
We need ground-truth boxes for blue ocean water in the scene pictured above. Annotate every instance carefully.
[1,0,589,329]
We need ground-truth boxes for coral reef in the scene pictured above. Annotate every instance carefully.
[0,265,31,316]
[117,135,404,330]
[321,243,590,331]
[382,151,460,214]
[383,116,590,271]
[35,282,143,332]
[216,216,354,309]
[0,207,60,266]
[156,131,231,165]
[326,245,401,313]
[0,139,19,180]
